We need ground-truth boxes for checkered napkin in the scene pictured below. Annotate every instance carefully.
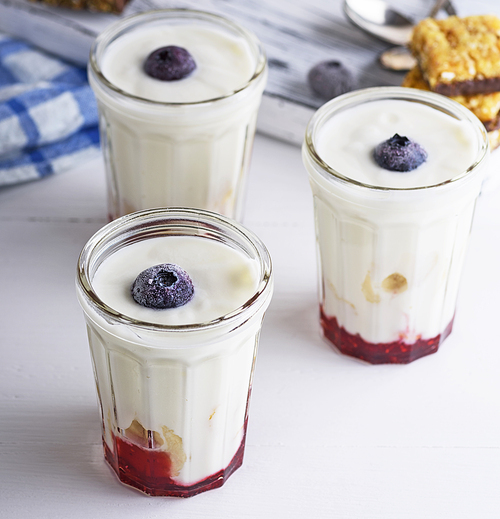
[0,33,99,187]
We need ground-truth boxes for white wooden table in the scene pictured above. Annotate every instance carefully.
[1,130,500,518]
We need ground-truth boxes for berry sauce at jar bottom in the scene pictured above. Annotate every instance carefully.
[104,420,248,498]
[320,307,454,364]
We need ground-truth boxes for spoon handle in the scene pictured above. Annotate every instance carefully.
[428,0,448,18]
[443,1,458,16]
[428,0,458,18]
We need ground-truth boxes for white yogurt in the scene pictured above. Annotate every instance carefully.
[89,10,267,220]
[303,88,488,360]
[315,99,478,188]
[77,212,273,492]
[92,236,260,325]
[101,24,256,103]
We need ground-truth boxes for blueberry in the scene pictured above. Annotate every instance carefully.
[308,61,355,100]
[373,134,427,172]
[131,264,194,309]
[144,46,196,81]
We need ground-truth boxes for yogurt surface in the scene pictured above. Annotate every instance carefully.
[101,23,256,103]
[92,235,260,326]
[315,99,478,188]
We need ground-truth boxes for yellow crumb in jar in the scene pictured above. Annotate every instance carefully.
[381,273,408,294]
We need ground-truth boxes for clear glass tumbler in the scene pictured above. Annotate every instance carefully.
[88,10,267,221]
[76,208,273,496]
[302,87,489,364]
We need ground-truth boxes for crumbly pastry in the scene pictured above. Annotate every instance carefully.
[402,66,500,132]
[28,0,129,13]
[410,15,500,96]
[487,129,500,150]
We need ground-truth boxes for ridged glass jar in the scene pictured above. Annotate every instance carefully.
[76,208,273,496]
[88,9,268,221]
[303,87,489,364]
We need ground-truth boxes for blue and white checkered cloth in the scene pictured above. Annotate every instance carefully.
[0,33,99,186]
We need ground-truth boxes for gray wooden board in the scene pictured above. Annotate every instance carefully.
[1,0,499,144]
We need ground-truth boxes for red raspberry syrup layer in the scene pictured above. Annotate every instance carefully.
[320,307,454,364]
[103,421,247,498]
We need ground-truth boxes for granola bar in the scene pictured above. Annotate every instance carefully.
[487,129,500,150]
[29,0,129,13]
[410,15,500,96]
[402,66,500,132]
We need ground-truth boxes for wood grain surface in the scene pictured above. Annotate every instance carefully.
[1,0,499,143]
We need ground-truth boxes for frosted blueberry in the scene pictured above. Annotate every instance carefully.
[373,134,427,172]
[131,264,194,309]
[144,46,196,81]
[307,60,355,100]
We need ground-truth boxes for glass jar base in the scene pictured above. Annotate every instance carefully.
[320,307,454,364]
[103,427,247,498]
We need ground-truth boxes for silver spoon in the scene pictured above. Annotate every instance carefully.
[343,0,457,70]
[343,0,414,46]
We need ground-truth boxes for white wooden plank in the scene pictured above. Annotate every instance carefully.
[1,133,500,517]
[2,0,500,144]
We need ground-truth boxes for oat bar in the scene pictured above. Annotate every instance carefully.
[29,0,129,13]
[402,66,500,132]
[410,15,500,96]
[487,129,500,150]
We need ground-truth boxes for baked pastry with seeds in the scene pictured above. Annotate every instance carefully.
[410,15,500,96]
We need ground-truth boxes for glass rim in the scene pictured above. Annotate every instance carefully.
[88,8,268,108]
[76,208,273,334]
[303,86,490,193]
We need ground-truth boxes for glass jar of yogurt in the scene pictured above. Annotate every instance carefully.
[302,87,489,364]
[88,10,267,221]
[76,208,273,496]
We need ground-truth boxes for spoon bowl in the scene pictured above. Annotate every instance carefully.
[343,0,414,46]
